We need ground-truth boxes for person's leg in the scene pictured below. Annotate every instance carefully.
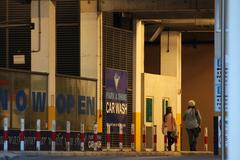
[167,132,172,151]
[192,128,198,151]
[186,129,195,151]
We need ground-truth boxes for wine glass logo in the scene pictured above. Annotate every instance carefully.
[114,73,120,91]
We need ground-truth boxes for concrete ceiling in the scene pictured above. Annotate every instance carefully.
[99,0,214,19]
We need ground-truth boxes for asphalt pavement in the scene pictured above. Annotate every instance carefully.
[8,155,220,160]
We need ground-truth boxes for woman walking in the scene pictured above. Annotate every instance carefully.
[162,107,177,151]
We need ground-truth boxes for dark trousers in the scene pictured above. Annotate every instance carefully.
[186,128,199,151]
[167,131,175,151]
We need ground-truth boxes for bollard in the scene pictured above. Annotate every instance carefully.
[119,123,123,151]
[51,120,56,151]
[20,118,25,151]
[80,123,85,151]
[66,121,71,151]
[153,125,157,151]
[174,132,179,152]
[3,117,8,151]
[204,127,208,151]
[142,125,145,151]
[36,119,41,151]
[164,127,168,151]
[106,123,111,151]
[131,123,135,151]
[93,123,98,151]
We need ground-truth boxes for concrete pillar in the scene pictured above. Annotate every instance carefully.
[80,0,102,132]
[31,0,56,129]
[48,0,56,129]
[133,20,144,151]
[160,32,182,150]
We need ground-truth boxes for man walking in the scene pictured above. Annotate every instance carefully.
[183,100,202,151]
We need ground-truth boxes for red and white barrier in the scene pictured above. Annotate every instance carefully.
[3,117,8,151]
[93,123,98,151]
[153,125,157,151]
[51,120,56,151]
[36,119,41,151]
[204,127,208,151]
[106,123,111,151]
[174,131,179,152]
[163,127,168,151]
[80,123,85,151]
[131,123,135,151]
[20,118,25,151]
[66,121,70,151]
[142,125,145,151]
[119,123,123,151]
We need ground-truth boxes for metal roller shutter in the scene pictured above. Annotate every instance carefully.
[56,0,80,76]
[0,0,31,70]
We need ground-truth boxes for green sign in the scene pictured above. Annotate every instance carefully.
[146,98,152,122]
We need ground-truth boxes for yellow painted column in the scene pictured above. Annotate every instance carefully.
[133,20,144,152]
[97,12,103,132]
[48,0,56,129]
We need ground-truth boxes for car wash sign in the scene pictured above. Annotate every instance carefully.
[105,68,128,126]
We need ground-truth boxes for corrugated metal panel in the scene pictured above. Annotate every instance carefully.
[56,26,80,75]
[0,0,7,68]
[0,29,6,68]
[102,12,133,148]
[103,12,113,26]
[0,0,6,22]
[56,0,79,24]
[8,0,31,24]
[8,26,31,70]
[0,0,31,70]
[56,0,80,76]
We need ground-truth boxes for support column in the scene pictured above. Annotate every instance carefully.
[160,32,182,151]
[48,0,56,129]
[133,20,144,152]
[80,0,102,132]
[227,0,240,159]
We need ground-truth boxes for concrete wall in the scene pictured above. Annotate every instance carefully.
[80,0,98,79]
[182,43,214,151]
[139,31,181,151]
[143,73,177,151]
[31,0,50,73]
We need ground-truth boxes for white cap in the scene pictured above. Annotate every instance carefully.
[188,100,196,107]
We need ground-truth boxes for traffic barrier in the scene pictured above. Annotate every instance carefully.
[204,127,208,151]
[36,119,41,151]
[106,123,111,151]
[131,123,135,151]
[174,131,179,152]
[93,123,98,151]
[66,121,70,151]
[142,125,145,151]
[3,117,8,151]
[51,120,56,151]
[164,127,168,151]
[119,123,123,151]
[20,118,25,151]
[153,125,157,151]
[80,123,85,151]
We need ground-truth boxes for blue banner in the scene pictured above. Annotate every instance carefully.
[105,68,128,126]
